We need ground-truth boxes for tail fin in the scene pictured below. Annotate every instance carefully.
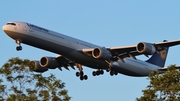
[146,41,169,67]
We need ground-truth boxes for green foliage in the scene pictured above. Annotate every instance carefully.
[137,65,180,101]
[0,57,71,101]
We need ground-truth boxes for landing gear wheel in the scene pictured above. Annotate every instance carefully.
[76,64,88,81]
[100,70,104,75]
[92,69,104,76]
[96,71,100,76]
[92,71,96,76]
[114,72,118,75]
[76,72,80,77]
[15,40,22,51]
[16,47,19,51]
[106,68,110,72]
[16,46,22,51]
[84,75,88,80]
[110,71,114,76]
[80,76,84,80]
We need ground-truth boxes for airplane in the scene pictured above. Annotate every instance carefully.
[2,21,180,80]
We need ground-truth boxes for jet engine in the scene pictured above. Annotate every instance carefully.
[92,47,112,60]
[31,61,48,73]
[136,42,156,55]
[40,57,59,69]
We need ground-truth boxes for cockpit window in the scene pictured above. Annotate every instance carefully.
[7,23,16,26]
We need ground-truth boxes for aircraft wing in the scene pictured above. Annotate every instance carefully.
[32,55,76,73]
[55,55,76,71]
[106,45,137,56]
[152,40,180,47]
[82,40,180,58]
[107,40,180,55]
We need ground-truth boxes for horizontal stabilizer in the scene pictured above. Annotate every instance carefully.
[158,65,180,71]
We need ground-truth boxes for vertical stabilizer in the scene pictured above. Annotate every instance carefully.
[146,41,169,67]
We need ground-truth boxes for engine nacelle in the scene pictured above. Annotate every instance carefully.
[40,57,59,69]
[136,42,156,55]
[30,61,48,73]
[92,47,112,60]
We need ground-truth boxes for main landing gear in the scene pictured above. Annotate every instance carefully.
[75,64,88,81]
[76,71,88,80]
[106,65,118,76]
[92,69,118,76]
[92,69,104,76]
[15,40,22,51]
[109,70,118,76]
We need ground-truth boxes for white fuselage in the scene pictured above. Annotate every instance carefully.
[2,21,161,76]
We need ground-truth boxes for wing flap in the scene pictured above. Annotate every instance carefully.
[107,45,136,55]
[55,55,76,70]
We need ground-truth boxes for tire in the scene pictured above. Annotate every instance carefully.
[80,76,84,80]
[92,71,96,76]
[84,75,88,80]
[76,72,80,77]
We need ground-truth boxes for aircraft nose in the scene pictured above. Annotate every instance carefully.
[2,25,8,31]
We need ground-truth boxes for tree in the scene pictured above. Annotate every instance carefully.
[137,65,180,101]
[0,57,71,101]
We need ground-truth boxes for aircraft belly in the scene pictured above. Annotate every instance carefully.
[17,32,74,55]
[112,58,152,76]
[66,51,109,69]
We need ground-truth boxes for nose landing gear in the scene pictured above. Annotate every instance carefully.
[16,46,22,51]
[15,40,22,51]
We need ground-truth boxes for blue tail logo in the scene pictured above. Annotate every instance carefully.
[146,47,169,67]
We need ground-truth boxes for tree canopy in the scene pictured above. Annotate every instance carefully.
[137,65,180,101]
[0,57,71,101]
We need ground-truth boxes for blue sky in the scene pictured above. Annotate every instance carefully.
[1,1,180,101]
